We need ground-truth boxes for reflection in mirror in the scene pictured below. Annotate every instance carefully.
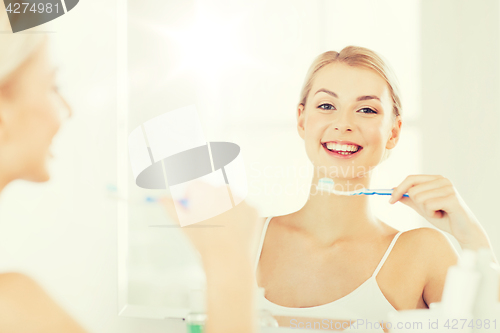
[119,0,423,321]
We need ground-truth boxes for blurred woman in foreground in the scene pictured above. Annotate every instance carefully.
[0,9,88,333]
[0,7,262,333]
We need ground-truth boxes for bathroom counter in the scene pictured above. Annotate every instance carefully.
[178,323,385,332]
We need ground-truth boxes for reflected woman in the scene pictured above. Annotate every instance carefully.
[163,46,500,333]
[253,46,498,328]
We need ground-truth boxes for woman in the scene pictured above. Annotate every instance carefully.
[251,46,499,328]
[0,7,261,333]
[0,10,88,333]
[1,8,262,333]
[163,46,499,332]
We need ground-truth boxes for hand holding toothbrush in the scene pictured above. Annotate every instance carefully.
[160,180,261,265]
[390,174,496,260]
[161,181,261,333]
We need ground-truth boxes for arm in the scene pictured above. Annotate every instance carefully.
[0,273,88,333]
[200,215,267,333]
[455,220,499,264]
[203,254,259,333]
[160,182,263,333]
[420,227,500,304]
[390,175,500,301]
[418,228,459,306]
[454,220,500,302]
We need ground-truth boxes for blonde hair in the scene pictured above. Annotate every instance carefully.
[298,46,402,161]
[0,5,45,86]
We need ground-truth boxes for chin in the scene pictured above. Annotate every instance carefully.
[24,168,51,183]
[38,173,51,182]
[26,175,50,183]
[37,169,51,182]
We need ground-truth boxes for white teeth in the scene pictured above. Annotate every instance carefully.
[325,142,360,152]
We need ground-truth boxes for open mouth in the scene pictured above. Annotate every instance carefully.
[321,141,363,157]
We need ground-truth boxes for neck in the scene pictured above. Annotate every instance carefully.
[294,172,383,246]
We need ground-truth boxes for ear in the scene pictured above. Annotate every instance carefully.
[297,104,305,140]
[385,115,402,150]
[0,85,17,143]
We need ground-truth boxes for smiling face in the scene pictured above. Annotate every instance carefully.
[297,62,402,180]
[0,39,71,183]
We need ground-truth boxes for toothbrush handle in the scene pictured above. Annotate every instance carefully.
[363,189,409,197]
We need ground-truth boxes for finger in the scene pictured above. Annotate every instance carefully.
[405,178,452,200]
[396,195,418,211]
[397,195,446,220]
[391,175,445,203]
[410,186,455,208]
[422,195,454,219]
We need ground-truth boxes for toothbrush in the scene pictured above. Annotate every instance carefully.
[317,178,409,198]
[106,184,190,207]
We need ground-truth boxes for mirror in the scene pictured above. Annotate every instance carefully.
[118,0,452,320]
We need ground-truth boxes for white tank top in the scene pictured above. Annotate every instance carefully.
[254,216,402,327]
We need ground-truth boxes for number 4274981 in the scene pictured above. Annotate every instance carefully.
[6,2,59,14]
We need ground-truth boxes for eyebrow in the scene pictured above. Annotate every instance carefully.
[314,88,381,102]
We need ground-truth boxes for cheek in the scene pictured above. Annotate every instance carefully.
[23,93,61,151]
[365,126,384,144]
[304,113,324,140]
[38,91,61,131]
[46,93,62,132]
[362,120,392,150]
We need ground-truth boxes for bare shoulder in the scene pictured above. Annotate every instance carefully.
[0,272,48,327]
[0,272,42,301]
[398,228,459,306]
[0,272,51,311]
[399,227,459,259]
[0,272,87,332]
[0,271,35,284]
[396,227,459,267]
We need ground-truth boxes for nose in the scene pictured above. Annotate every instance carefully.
[333,109,353,133]
[65,99,73,118]
[58,91,73,119]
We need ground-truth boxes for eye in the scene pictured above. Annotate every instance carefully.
[317,103,335,111]
[358,107,377,114]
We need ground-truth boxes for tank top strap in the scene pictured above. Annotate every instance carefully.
[371,230,404,278]
[254,216,273,273]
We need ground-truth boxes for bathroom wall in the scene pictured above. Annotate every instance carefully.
[420,0,500,258]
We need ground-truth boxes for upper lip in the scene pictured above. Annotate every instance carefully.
[322,140,363,147]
